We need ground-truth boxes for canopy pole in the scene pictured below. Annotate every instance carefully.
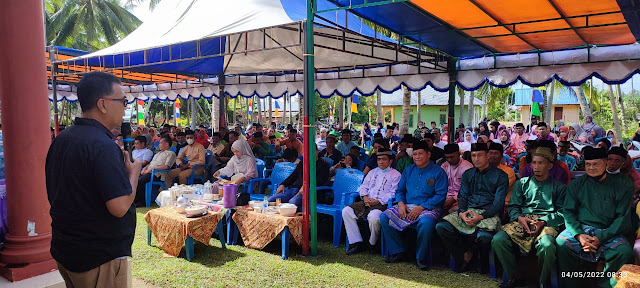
[447,58,457,143]
[303,0,317,256]
[219,75,226,131]
[49,48,59,136]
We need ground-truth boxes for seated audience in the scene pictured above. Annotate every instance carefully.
[136,135,176,206]
[557,141,576,171]
[441,144,473,214]
[132,136,153,167]
[212,140,258,187]
[166,130,205,186]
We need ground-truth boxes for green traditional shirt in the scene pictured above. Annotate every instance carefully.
[563,173,634,244]
[508,176,567,227]
[458,166,509,218]
[395,156,413,174]
[252,142,274,159]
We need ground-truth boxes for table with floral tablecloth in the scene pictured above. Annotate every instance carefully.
[144,206,226,260]
[231,208,302,259]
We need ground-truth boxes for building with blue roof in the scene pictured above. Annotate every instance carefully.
[514,87,581,125]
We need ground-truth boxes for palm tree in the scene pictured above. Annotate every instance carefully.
[572,85,592,119]
[46,0,141,51]
[543,80,555,124]
[615,84,628,131]
[607,85,623,144]
[400,85,410,135]
[125,0,162,11]
[376,89,383,124]
[467,90,475,128]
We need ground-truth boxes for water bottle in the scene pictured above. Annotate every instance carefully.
[262,196,268,213]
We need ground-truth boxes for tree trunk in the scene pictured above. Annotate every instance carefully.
[467,91,475,128]
[232,98,237,125]
[400,85,411,135]
[458,89,465,126]
[298,95,303,129]
[615,84,628,131]
[268,97,273,124]
[288,94,293,125]
[416,90,421,124]
[608,85,623,145]
[573,86,592,118]
[338,97,344,128]
[482,94,488,120]
[346,96,353,129]
[376,89,383,124]
[544,80,555,124]
[165,101,169,123]
[282,93,287,124]
[213,97,220,129]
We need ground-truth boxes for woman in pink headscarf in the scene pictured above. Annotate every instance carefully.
[498,129,518,167]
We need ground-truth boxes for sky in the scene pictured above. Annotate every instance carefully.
[121,0,639,94]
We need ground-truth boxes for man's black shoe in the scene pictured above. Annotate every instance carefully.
[346,242,366,255]
[384,252,405,263]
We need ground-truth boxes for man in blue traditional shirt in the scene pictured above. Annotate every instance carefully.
[380,141,448,270]
[436,143,509,273]
[336,128,358,156]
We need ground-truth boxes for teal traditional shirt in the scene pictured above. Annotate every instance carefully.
[458,166,509,218]
[563,173,634,244]
[557,154,577,171]
[508,176,567,227]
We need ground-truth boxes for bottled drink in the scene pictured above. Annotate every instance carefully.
[275,198,281,206]
[262,196,268,213]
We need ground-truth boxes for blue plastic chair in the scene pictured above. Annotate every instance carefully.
[187,149,213,185]
[170,146,177,153]
[502,154,510,165]
[634,158,640,169]
[321,157,334,167]
[359,152,370,165]
[154,141,160,149]
[316,168,365,247]
[256,158,266,178]
[264,144,281,169]
[145,168,171,207]
[246,162,296,201]
[357,160,366,171]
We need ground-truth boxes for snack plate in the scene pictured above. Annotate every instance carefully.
[186,211,208,218]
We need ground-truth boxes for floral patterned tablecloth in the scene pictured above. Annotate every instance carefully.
[231,208,303,250]
[144,206,226,257]
[615,264,640,287]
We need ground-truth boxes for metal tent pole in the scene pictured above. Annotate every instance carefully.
[219,75,226,131]
[303,0,318,256]
[447,58,457,143]
[49,49,59,136]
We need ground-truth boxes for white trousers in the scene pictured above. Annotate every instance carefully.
[342,206,383,245]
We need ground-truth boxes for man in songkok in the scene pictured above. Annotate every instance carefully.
[556,146,635,288]
[436,143,509,273]
[395,135,414,174]
[363,139,394,176]
[380,141,447,270]
[343,148,401,255]
[422,133,445,164]
[441,143,473,214]
[488,142,517,213]
[557,141,576,171]
[511,123,529,153]
[492,147,566,288]
[521,140,570,185]
[607,147,640,206]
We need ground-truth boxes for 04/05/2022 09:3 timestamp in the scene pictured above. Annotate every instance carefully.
[561,271,628,278]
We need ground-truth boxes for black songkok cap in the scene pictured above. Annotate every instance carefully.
[471,143,488,152]
[488,142,504,154]
[582,146,607,160]
[608,146,628,159]
[413,140,430,152]
[444,144,460,155]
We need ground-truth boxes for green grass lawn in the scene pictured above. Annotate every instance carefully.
[133,207,499,288]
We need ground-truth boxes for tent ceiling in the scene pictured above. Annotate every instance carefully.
[327,0,640,57]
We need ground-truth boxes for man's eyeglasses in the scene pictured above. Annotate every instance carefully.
[100,97,128,106]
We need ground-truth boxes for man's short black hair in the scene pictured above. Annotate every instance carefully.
[283,148,298,161]
[537,122,548,128]
[350,146,360,151]
[289,128,297,134]
[160,135,172,146]
[228,131,239,137]
[431,121,436,124]
[134,135,147,145]
[176,132,186,137]
[163,124,172,129]
[77,72,122,112]
[212,132,221,138]
[254,131,264,138]
[185,130,195,136]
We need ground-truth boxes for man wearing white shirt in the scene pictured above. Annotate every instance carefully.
[132,136,153,167]
[432,128,446,150]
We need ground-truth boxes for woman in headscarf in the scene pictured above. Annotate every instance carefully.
[607,130,619,147]
[362,123,373,147]
[459,130,476,152]
[580,115,597,135]
[195,128,209,147]
[558,126,569,142]
[478,122,491,138]
[213,139,258,186]
[588,126,606,145]
[489,121,500,140]
[498,129,518,167]
[567,123,583,142]
[376,122,385,135]
[149,127,160,143]
[441,124,449,143]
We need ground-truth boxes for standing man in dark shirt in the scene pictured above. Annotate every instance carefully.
[422,133,445,164]
[45,72,142,287]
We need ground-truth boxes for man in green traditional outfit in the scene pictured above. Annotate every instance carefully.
[556,146,635,288]
[492,147,566,288]
[436,143,509,273]
[395,135,414,174]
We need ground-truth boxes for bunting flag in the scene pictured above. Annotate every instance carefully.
[174,99,181,127]
[274,100,281,116]
[329,104,334,124]
[531,88,545,117]
[351,94,359,113]
[137,100,145,125]
[248,99,253,120]
[368,108,371,123]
